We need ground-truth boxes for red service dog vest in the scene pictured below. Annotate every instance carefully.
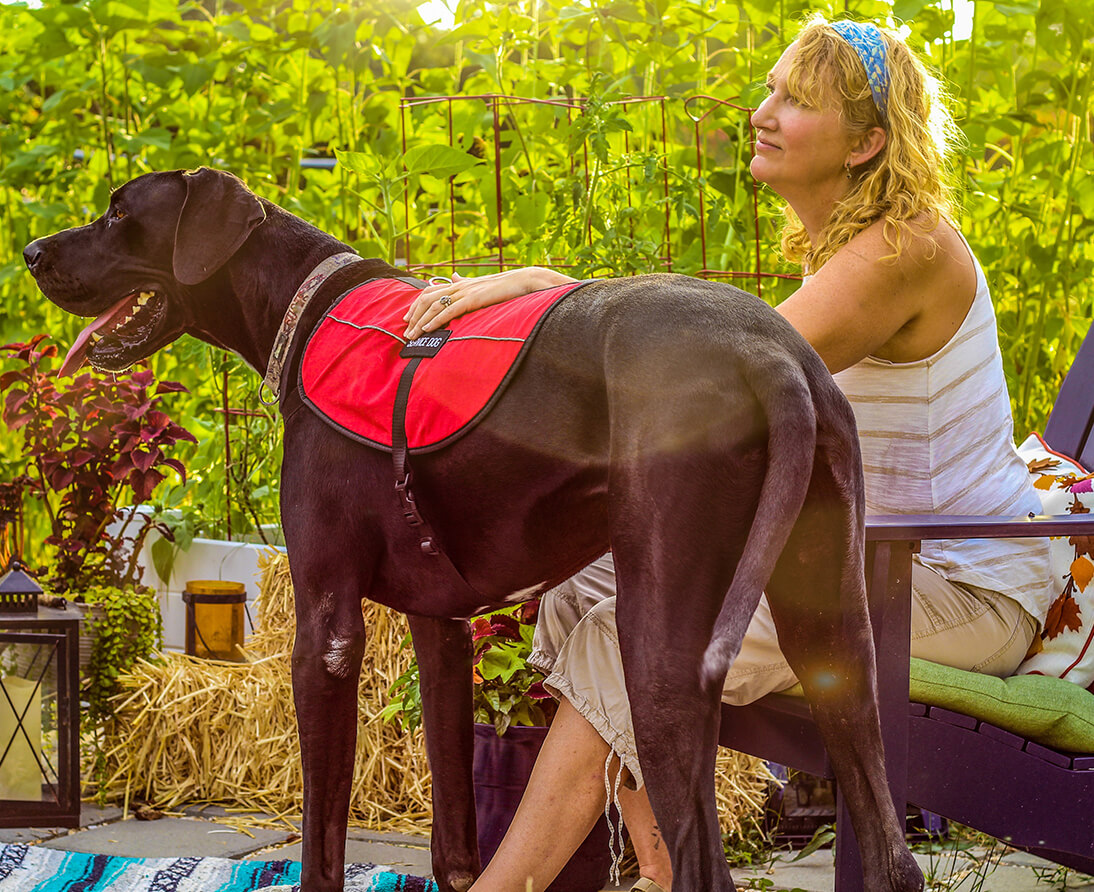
[299,278,586,452]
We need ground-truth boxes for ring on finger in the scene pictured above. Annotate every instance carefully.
[439,294,454,308]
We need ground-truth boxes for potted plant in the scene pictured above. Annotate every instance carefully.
[385,599,613,892]
[0,335,193,732]
[470,600,557,736]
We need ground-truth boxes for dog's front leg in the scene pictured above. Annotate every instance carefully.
[408,614,479,892]
[291,582,367,892]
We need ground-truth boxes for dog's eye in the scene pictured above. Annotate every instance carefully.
[109,208,127,222]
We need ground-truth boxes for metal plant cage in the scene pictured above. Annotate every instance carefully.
[392,91,802,301]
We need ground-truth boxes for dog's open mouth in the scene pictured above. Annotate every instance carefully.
[60,290,168,376]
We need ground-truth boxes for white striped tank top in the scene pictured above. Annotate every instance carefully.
[831,247,1052,624]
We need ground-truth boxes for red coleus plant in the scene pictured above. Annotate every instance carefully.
[0,335,196,592]
[471,598,557,736]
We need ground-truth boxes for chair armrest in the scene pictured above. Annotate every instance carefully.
[867,512,1094,542]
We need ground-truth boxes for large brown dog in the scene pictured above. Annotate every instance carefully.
[23,168,922,892]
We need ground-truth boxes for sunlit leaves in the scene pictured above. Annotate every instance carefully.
[0,0,1089,542]
[403,144,485,178]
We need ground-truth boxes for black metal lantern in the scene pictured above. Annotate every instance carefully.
[0,559,42,614]
[0,487,81,827]
[0,600,81,827]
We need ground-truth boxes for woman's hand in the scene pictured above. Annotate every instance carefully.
[404,267,577,339]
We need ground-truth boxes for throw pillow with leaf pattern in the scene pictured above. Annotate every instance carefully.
[1015,432,1094,687]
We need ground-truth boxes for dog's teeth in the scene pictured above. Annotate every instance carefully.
[123,315,133,324]
[138,292,152,305]
[91,333,102,343]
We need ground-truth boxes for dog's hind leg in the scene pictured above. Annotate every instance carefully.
[609,448,768,892]
[764,431,923,892]
[407,614,479,892]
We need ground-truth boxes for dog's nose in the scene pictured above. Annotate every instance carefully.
[23,239,45,272]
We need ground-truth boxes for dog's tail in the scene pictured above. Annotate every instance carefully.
[699,348,817,689]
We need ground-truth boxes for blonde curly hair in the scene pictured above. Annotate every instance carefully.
[778,14,963,271]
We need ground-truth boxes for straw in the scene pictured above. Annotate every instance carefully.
[97,552,767,838]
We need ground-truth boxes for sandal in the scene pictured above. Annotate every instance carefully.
[630,879,667,892]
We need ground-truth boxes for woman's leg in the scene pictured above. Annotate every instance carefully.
[506,557,1035,892]
[718,560,1038,701]
[907,569,1037,675]
[617,785,672,890]
[526,556,675,889]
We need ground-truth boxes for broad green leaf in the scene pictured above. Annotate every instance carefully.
[334,148,377,178]
[403,144,483,178]
[987,0,1041,15]
[892,0,938,21]
[150,536,176,586]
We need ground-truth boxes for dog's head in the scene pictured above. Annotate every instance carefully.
[24,167,266,375]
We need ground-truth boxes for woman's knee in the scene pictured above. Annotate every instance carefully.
[531,555,618,665]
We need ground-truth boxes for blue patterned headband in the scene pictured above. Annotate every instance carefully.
[829,20,890,123]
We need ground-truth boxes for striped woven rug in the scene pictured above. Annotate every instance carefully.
[0,844,438,891]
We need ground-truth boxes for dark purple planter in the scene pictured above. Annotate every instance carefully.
[473,722,614,892]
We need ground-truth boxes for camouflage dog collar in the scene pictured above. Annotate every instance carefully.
[262,251,360,403]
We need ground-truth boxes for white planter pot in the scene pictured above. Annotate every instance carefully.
[133,529,285,652]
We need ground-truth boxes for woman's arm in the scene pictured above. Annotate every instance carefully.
[775,219,974,374]
[404,267,577,339]
[402,220,973,373]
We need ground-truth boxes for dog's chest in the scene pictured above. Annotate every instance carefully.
[298,278,584,452]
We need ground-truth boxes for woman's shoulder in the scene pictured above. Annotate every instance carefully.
[829,214,978,364]
[847,212,968,273]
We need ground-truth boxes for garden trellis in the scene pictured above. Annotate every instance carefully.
[391,91,802,302]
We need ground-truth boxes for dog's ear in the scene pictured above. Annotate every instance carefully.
[173,168,267,285]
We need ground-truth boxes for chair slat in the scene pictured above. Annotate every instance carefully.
[977,722,1025,751]
[1023,740,1073,768]
[1043,328,1094,460]
[927,707,978,730]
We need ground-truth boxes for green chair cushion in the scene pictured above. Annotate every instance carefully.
[909,658,1094,753]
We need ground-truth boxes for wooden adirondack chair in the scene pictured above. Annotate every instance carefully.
[719,328,1094,891]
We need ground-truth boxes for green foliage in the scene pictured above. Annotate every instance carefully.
[470,603,556,736]
[70,581,163,800]
[73,583,163,725]
[380,654,424,734]
[0,0,1090,541]
[914,825,1008,890]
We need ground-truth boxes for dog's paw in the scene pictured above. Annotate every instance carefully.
[445,871,475,891]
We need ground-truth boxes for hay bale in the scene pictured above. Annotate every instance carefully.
[98,552,766,838]
[98,552,431,832]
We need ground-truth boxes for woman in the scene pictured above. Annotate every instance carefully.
[405,16,1050,892]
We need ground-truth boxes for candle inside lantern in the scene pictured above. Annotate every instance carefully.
[0,675,43,800]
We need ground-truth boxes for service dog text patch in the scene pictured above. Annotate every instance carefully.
[400,329,453,358]
[299,277,586,452]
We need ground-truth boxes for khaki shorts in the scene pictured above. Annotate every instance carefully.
[528,553,1037,789]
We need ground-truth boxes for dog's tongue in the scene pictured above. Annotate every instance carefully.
[58,294,140,378]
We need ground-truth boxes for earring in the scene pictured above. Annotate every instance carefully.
[845,160,853,179]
